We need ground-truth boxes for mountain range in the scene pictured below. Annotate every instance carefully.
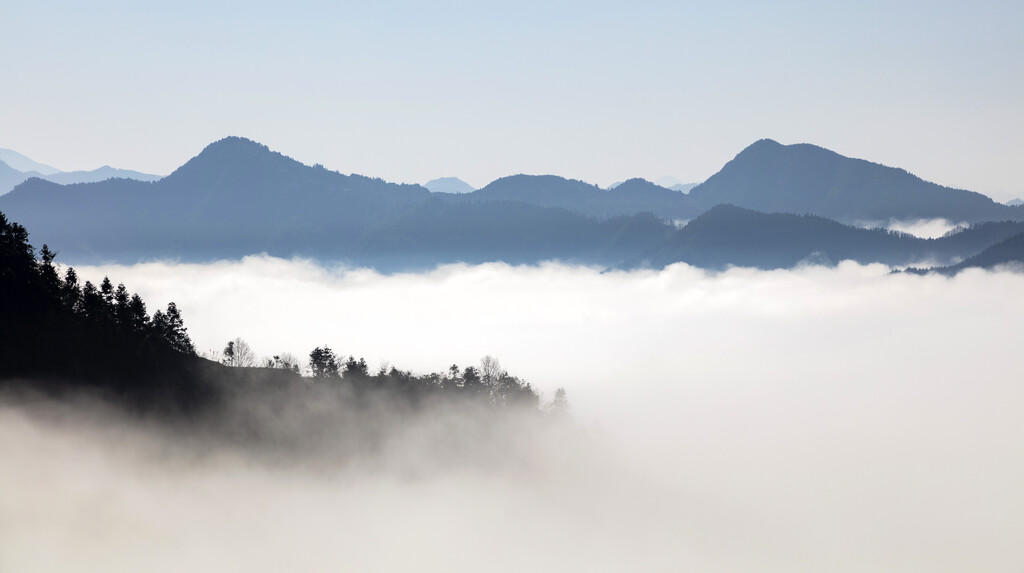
[0,149,162,195]
[0,148,61,174]
[626,204,1024,270]
[2,136,1022,272]
[905,230,1024,275]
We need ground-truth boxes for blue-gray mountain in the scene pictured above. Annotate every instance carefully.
[0,153,162,195]
[685,139,1020,224]
[0,148,60,175]
[625,204,1024,271]
[423,177,475,194]
[904,231,1024,275]
[2,136,1021,272]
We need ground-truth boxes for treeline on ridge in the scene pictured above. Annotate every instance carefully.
[0,210,563,418]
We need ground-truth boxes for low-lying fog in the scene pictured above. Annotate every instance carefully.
[4,260,1023,571]
[860,217,967,239]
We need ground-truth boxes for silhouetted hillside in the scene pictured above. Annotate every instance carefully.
[628,204,1024,270]
[688,139,1020,223]
[0,209,555,423]
[0,209,215,412]
[906,231,1024,275]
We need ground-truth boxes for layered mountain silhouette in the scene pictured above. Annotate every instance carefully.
[0,150,162,195]
[2,136,1022,271]
[0,148,60,174]
[905,231,1024,275]
[460,175,700,220]
[626,204,1024,271]
[0,138,675,268]
[0,160,37,197]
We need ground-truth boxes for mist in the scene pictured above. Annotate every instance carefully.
[4,260,1024,571]
[856,217,967,239]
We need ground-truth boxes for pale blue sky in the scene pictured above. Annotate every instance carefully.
[3,1,1022,199]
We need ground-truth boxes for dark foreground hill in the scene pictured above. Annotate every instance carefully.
[686,139,1021,224]
[628,204,1024,270]
[0,210,558,442]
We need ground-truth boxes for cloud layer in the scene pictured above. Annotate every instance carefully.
[4,260,1023,571]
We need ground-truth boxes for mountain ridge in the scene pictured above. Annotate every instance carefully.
[626,203,1024,271]
[4,135,1022,272]
[686,139,1017,223]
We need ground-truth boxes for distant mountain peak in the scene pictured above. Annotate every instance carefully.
[744,138,783,151]
[199,136,272,155]
[163,136,304,185]
[424,177,475,194]
[0,148,60,175]
[687,138,1015,224]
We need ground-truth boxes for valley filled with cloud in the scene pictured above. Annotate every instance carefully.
[3,260,1018,571]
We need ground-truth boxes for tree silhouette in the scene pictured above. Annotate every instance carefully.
[152,302,195,354]
[308,346,340,379]
[222,338,256,367]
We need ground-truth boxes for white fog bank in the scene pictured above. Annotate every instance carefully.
[3,260,1023,571]
[857,217,967,239]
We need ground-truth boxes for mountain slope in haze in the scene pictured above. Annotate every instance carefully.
[688,139,1020,224]
[906,231,1024,275]
[5,135,1020,272]
[424,177,475,194]
[44,166,162,185]
[0,156,163,195]
[0,137,434,263]
[461,175,702,220]
[351,198,675,270]
[0,148,59,175]
[0,160,45,198]
[669,183,698,193]
[629,204,1024,270]
[653,177,699,193]
[0,137,675,269]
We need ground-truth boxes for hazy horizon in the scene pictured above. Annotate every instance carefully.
[3,2,1022,201]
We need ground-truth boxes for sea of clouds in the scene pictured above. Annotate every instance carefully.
[3,259,1023,572]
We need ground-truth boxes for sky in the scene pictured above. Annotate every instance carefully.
[2,1,1023,200]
